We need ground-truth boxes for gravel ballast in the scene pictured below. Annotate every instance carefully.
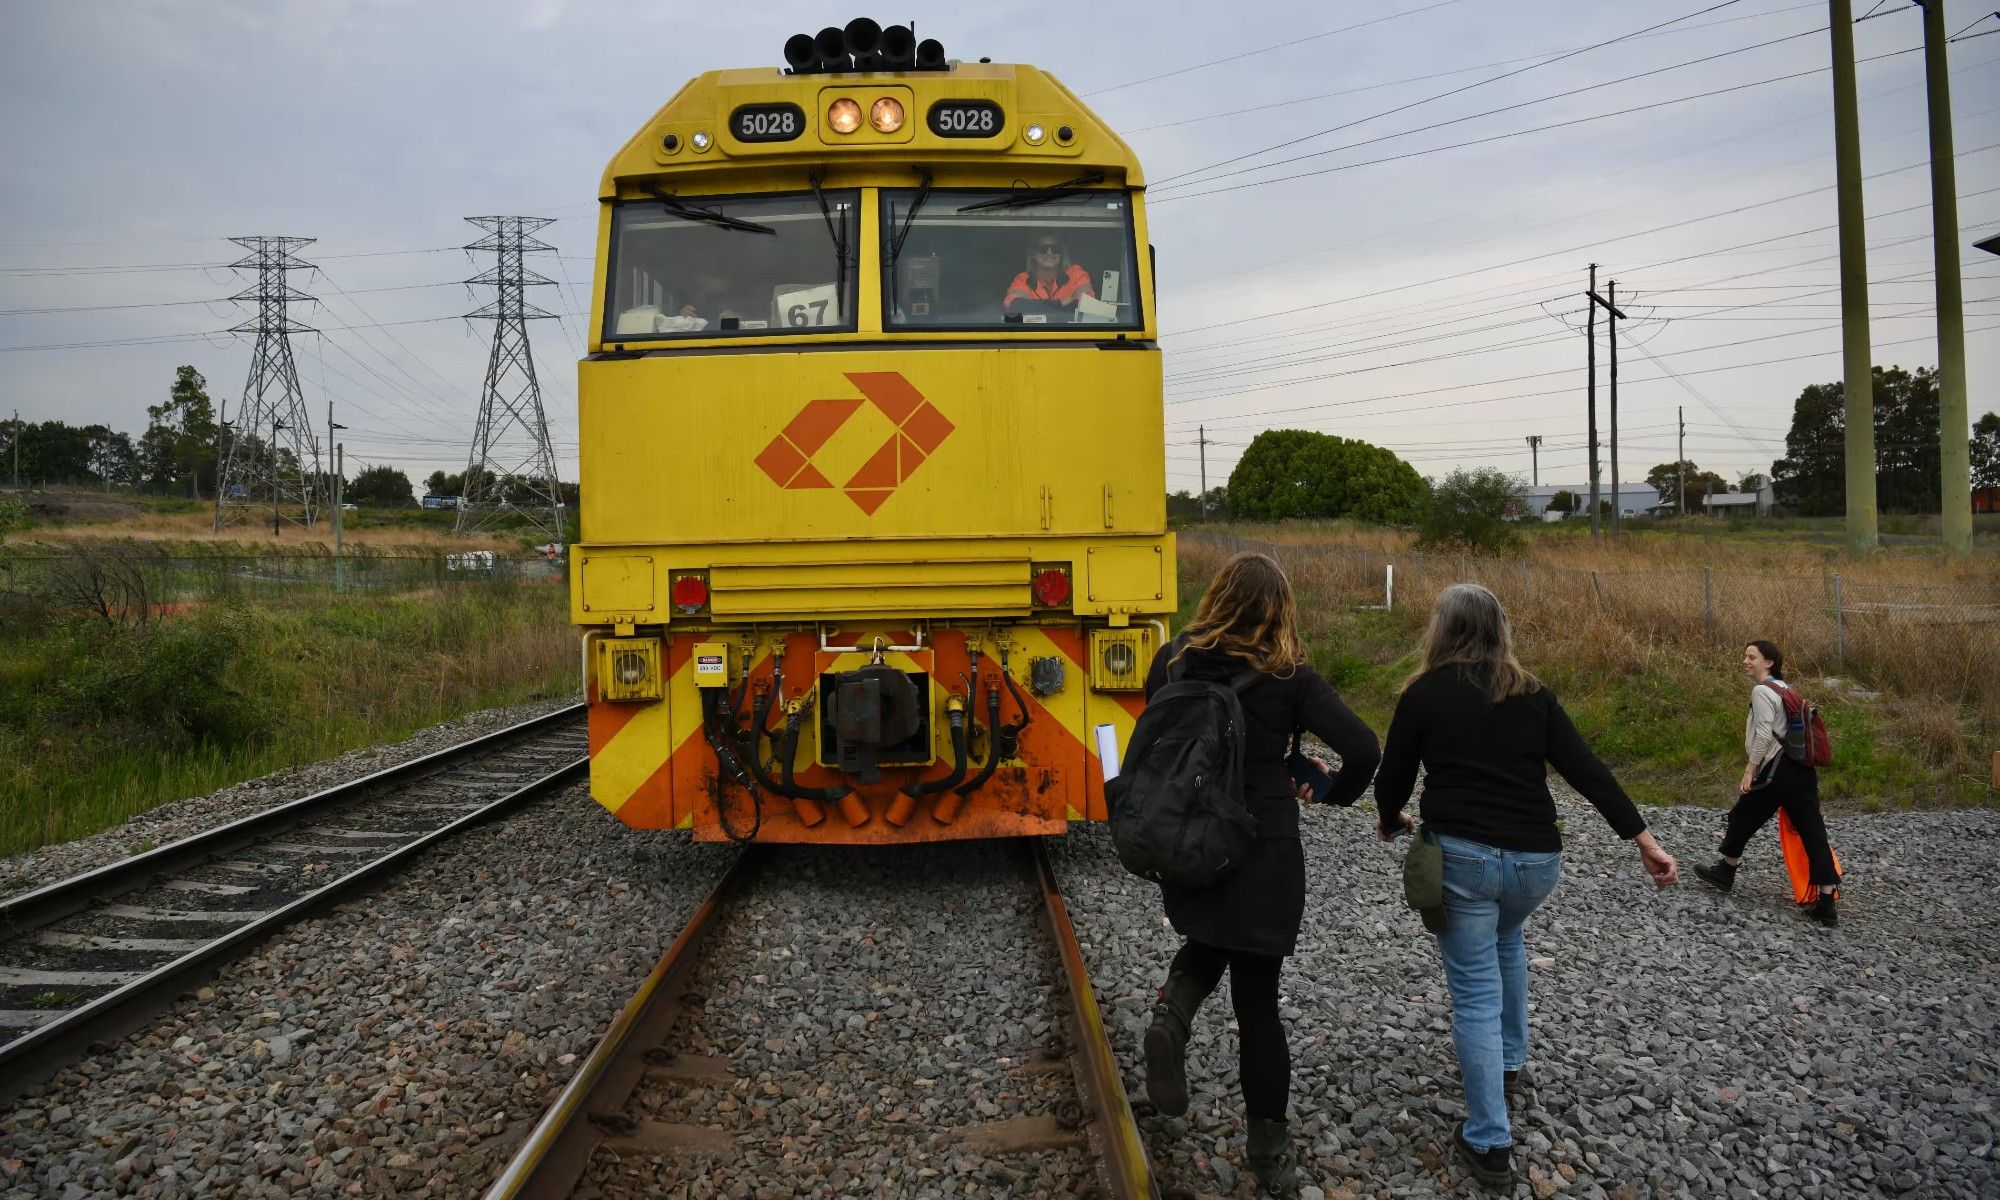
[0,783,734,1200]
[1055,789,2000,1199]
[0,697,579,899]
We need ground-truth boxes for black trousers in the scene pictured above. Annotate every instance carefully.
[1169,939,1289,1122]
[1721,756,1840,885]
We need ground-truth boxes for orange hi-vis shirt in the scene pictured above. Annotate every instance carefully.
[1003,263,1095,309]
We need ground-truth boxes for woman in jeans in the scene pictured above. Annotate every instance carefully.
[1373,584,1678,1189]
[1138,552,1381,1196]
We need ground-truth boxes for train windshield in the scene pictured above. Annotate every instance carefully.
[604,191,858,341]
[881,189,1142,332]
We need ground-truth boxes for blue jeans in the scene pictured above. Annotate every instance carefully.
[1434,834,1564,1152]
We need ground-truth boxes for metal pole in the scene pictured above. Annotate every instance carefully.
[333,444,345,591]
[1921,0,1972,554]
[1834,573,1846,662]
[9,409,16,488]
[1586,263,1601,540]
[1526,435,1541,486]
[1609,279,1621,540]
[1829,0,1879,551]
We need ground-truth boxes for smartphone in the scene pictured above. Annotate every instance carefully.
[1287,751,1336,805]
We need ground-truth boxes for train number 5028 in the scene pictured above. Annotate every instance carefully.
[928,101,1003,138]
[730,104,805,143]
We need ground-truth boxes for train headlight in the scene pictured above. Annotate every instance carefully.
[869,97,905,133]
[614,651,648,686]
[827,98,862,134]
[594,636,664,703]
[691,130,712,151]
[1024,123,1047,145]
[1103,641,1135,677]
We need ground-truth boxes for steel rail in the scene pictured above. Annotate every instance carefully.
[0,756,587,1091]
[1030,837,1159,1200]
[0,701,585,938]
[481,848,762,1200]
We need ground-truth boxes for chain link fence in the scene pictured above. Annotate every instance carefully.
[0,545,566,616]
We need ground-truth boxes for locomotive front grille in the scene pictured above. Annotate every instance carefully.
[708,558,1031,619]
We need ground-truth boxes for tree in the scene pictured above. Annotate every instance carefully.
[1645,460,1728,510]
[140,366,220,498]
[1771,364,1943,515]
[1969,411,1999,491]
[347,464,415,506]
[1737,472,1767,494]
[1417,468,1526,553]
[1547,489,1579,515]
[1226,429,1428,523]
[424,469,465,497]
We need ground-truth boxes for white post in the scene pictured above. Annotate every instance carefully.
[1385,563,1395,611]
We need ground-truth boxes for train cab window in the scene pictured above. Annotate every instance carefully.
[880,188,1142,332]
[604,192,858,341]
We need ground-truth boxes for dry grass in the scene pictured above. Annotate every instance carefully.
[10,488,518,553]
[1181,525,2000,810]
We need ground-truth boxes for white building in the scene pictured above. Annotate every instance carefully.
[1703,478,1776,517]
[1514,483,1661,520]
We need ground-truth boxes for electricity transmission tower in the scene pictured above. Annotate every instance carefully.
[457,215,566,542]
[214,236,323,534]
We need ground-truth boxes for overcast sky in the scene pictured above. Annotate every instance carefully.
[2,0,1995,499]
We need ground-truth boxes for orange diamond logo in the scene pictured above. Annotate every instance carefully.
[756,372,954,514]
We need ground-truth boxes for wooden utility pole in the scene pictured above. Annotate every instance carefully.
[1588,278,1627,538]
[1525,435,1542,486]
[1920,0,1972,554]
[1830,0,1879,550]
[1678,407,1687,516]
[1197,425,1208,521]
[1586,263,1601,539]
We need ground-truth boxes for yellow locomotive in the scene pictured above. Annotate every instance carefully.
[573,20,1172,844]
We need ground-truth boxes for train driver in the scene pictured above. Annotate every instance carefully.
[1002,235,1095,311]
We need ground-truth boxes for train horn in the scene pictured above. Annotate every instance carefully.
[783,32,819,73]
[915,37,946,70]
[843,17,881,57]
[815,25,851,71]
[878,23,915,68]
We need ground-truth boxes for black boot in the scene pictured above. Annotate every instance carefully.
[1454,1122,1516,1190]
[1142,970,1211,1118]
[1694,859,1737,893]
[1806,892,1838,927]
[1245,1117,1301,1196]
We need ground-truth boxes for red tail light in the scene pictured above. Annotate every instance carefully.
[670,573,710,614]
[1031,565,1072,608]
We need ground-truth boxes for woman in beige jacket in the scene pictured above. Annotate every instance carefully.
[1694,640,1840,925]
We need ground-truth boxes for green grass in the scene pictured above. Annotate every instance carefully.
[0,579,579,860]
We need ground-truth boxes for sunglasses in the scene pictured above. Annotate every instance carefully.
[1034,243,1062,253]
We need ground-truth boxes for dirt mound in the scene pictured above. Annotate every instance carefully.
[28,492,144,522]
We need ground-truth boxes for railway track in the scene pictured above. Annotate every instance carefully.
[483,838,1158,1199]
[0,702,587,1094]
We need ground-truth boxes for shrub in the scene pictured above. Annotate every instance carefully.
[66,607,268,746]
[1417,468,1527,554]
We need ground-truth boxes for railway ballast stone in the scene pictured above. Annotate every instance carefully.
[1053,787,2000,1199]
[0,781,732,1200]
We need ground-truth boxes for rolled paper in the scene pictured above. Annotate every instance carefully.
[1094,723,1121,782]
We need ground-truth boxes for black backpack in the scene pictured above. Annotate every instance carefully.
[1104,645,1262,889]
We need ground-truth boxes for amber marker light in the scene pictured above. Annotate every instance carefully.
[869,96,905,133]
[827,98,862,134]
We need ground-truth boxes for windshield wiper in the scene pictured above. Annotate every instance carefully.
[955,171,1108,213]
[642,187,775,235]
[809,170,853,310]
[886,169,934,314]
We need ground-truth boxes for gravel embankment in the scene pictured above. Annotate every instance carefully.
[1054,790,2000,1200]
[0,697,579,898]
[0,783,735,1200]
[583,841,1093,1197]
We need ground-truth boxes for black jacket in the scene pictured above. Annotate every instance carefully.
[1374,664,1645,852]
[1142,643,1380,839]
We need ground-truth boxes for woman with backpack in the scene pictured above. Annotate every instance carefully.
[1137,551,1380,1197]
[1372,584,1678,1191]
[1692,639,1840,926]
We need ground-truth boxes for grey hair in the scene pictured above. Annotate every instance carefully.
[1405,583,1540,701]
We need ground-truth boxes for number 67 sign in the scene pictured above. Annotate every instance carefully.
[775,283,840,327]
